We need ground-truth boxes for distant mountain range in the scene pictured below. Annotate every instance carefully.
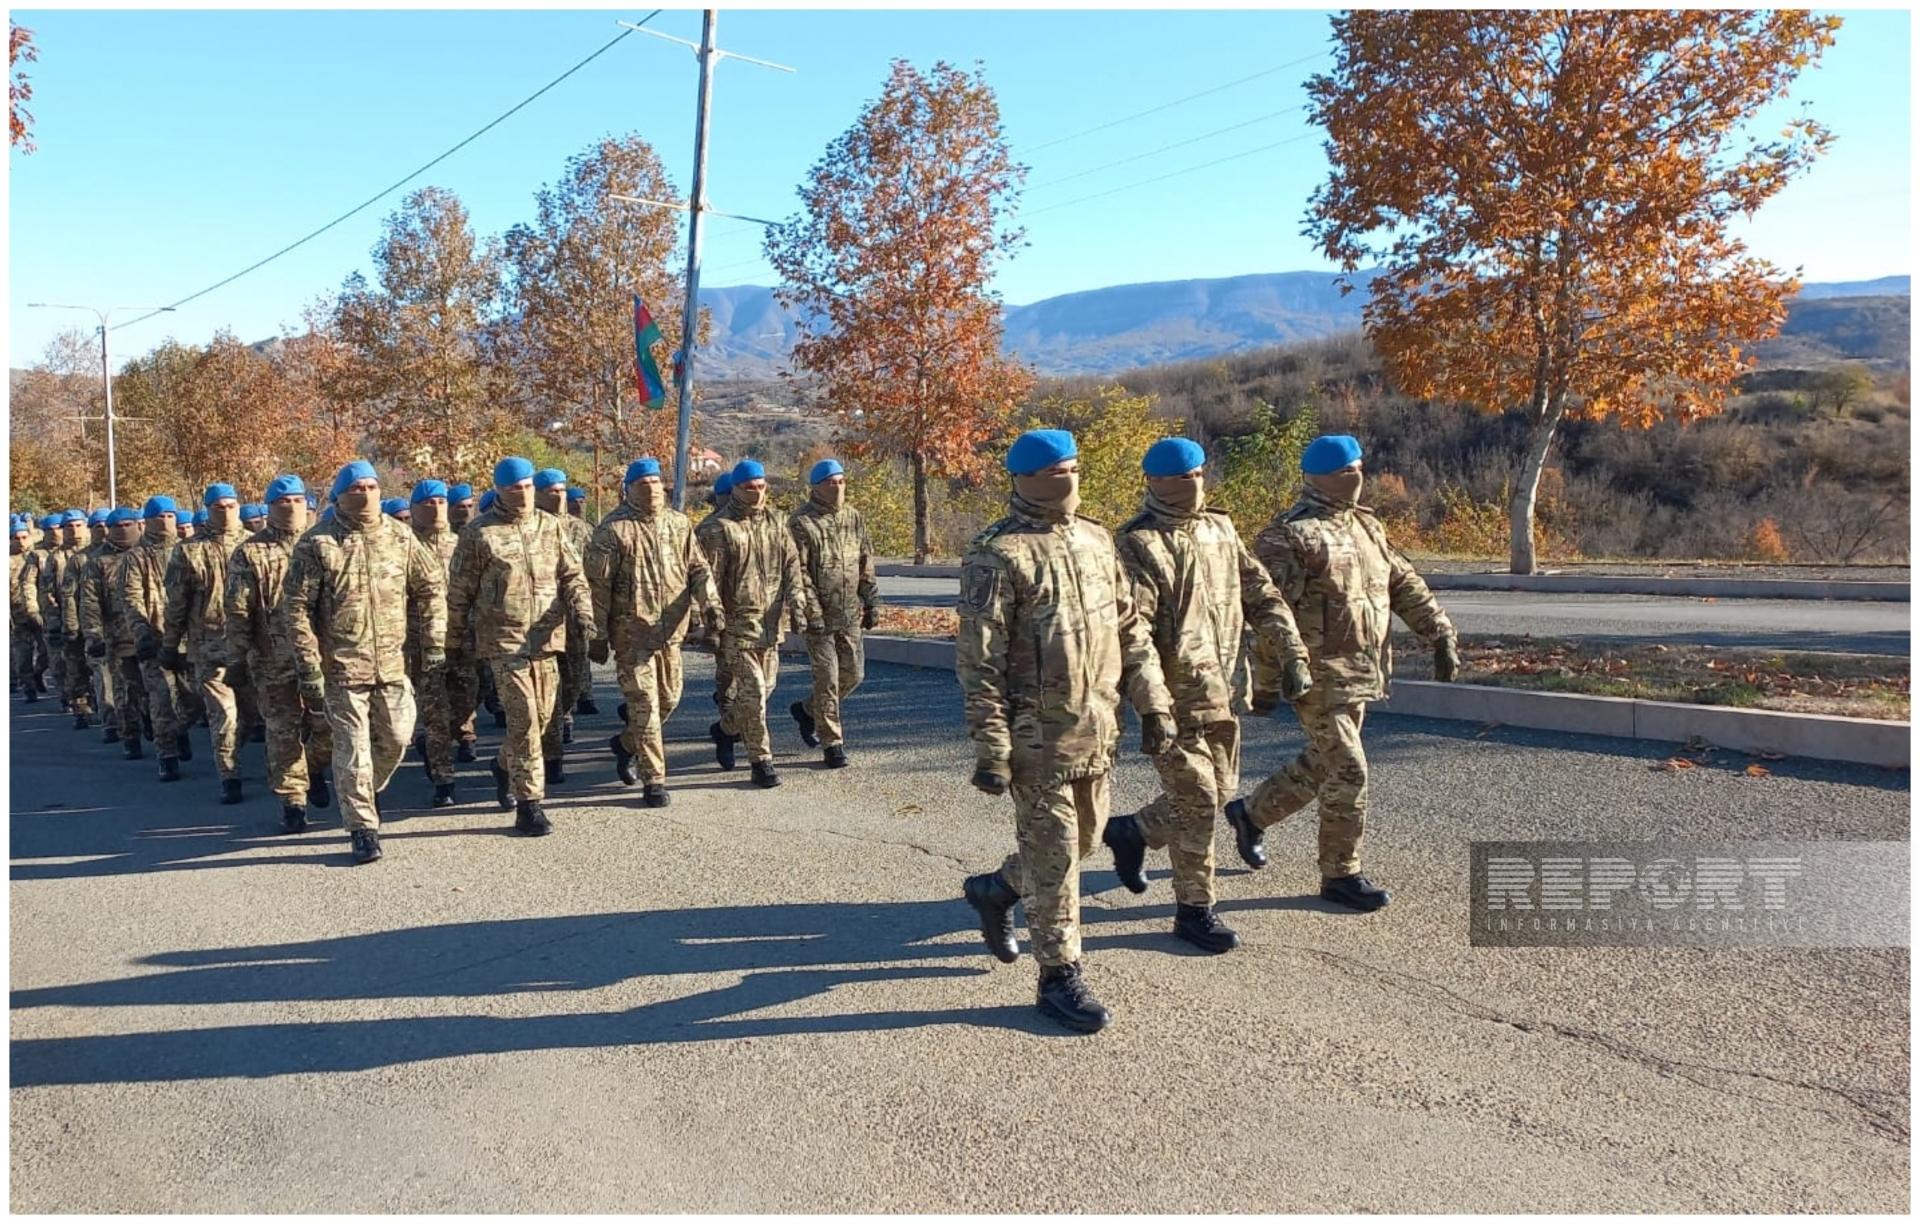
[696,272,1910,379]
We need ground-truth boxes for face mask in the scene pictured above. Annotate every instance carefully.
[143,515,174,544]
[1147,475,1204,515]
[337,489,380,527]
[111,525,141,548]
[536,489,565,515]
[812,483,845,511]
[1014,471,1081,519]
[208,503,240,534]
[414,501,448,531]
[627,480,665,514]
[1308,470,1364,505]
[496,484,534,518]
[732,484,768,511]
[268,500,307,533]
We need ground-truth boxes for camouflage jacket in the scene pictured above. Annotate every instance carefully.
[282,514,446,688]
[60,542,109,640]
[79,543,140,659]
[1116,495,1307,726]
[226,525,307,678]
[788,500,879,632]
[115,534,180,655]
[584,504,718,659]
[445,506,595,662]
[956,495,1172,784]
[163,527,246,664]
[8,552,34,628]
[695,501,820,648]
[1253,486,1454,705]
[35,543,80,634]
[408,522,460,663]
[15,546,52,629]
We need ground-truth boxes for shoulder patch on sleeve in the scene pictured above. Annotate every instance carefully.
[962,562,1002,613]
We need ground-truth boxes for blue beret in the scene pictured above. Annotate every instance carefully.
[203,483,238,506]
[713,473,733,496]
[809,458,844,485]
[568,487,586,502]
[493,456,534,487]
[142,496,177,519]
[241,503,266,521]
[448,483,473,502]
[87,509,110,526]
[106,508,139,527]
[192,509,209,526]
[1301,434,1364,476]
[1006,429,1078,476]
[265,475,306,503]
[320,506,335,523]
[62,509,86,525]
[625,457,663,484]
[331,460,378,500]
[731,459,765,484]
[532,467,567,491]
[36,514,59,530]
[305,493,318,509]
[410,479,448,504]
[1143,437,1206,478]
[380,498,406,516]
[479,490,497,512]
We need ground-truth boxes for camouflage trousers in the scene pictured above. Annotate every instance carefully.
[46,636,69,705]
[718,638,781,765]
[616,646,685,784]
[140,657,190,757]
[1246,690,1369,878]
[711,632,734,711]
[324,678,415,833]
[188,658,241,779]
[995,772,1112,968]
[801,628,864,749]
[112,655,148,742]
[256,668,332,804]
[89,649,115,720]
[61,637,97,713]
[1138,718,1241,907]
[408,654,455,785]
[444,650,481,747]
[540,638,588,760]
[13,628,47,688]
[494,653,558,802]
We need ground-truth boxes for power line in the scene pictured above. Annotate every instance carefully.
[1025,131,1318,218]
[1026,48,1327,153]
[114,12,662,334]
[1028,105,1305,191]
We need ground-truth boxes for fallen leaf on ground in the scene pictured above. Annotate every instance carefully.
[1744,764,1771,777]
[1655,757,1697,772]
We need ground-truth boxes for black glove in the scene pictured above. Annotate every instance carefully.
[1281,658,1314,702]
[702,608,725,641]
[861,603,879,631]
[85,638,106,659]
[134,636,158,663]
[588,638,610,665]
[1141,711,1177,757]
[225,658,250,690]
[1435,638,1461,683]
[970,761,1011,797]
[1248,690,1278,716]
[159,645,187,673]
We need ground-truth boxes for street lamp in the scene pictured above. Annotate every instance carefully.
[26,302,176,506]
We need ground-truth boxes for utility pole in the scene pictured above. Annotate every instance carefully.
[26,303,175,506]
[615,11,793,510]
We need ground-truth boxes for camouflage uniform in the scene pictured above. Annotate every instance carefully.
[164,523,247,780]
[71,538,117,722]
[787,498,878,750]
[79,537,147,744]
[9,546,38,690]
[408,519,461,785]
[542,510,596,759]
[116,526,191,758]
[695,499,819,766]
[584,502,719,783]
[445,505,595,802]
[38,537,87,712]
[283,514,446,833]
[699,498,735,712]
[16,541,53,690]
[228,521,334,806]
[1245,486,1454,877]
[1115,493,1307,906]
[957,494,1172,967]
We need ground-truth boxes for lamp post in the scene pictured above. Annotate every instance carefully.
[26,303,176,505]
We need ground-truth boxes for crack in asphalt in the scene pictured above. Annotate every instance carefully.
[1290,944,1910,1143]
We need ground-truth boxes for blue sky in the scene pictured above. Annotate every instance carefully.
[7,7,1910,367]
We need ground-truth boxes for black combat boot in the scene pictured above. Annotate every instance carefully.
[562,716,574,746]
[1102,814,1150,894]
[790,700,819,748]
[22,680,37,704]
[575,695,598,716]
[609,735,639,786]
[175,732,193,762]
[350,828,382,864]
[103,714,120,744]
[412,730,427,757]
[822,745,849,769]
[123,736,143,761]
[1173,904,1240,953]
[709,722,738,771]
[72,710,91,731]
[491,762,513,810]
[750,760,781,789]
[281,802,308,834]
[491,705,508,729]
[249,722,265,744]
[307,777,332,810]
[514,799,551,837]
[1222,799,1268,870]
[1321,874,1391,912]
[963,872,1020,964]
[642,782,670,808]
[158,756,181,782]
[432,782,456,808]
[455,740,477,764]
[544,758,565,786]
[219,777,243,805]
[1036,962,1111,1034]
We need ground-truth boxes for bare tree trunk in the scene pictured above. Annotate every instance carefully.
[911,449,930,565]
[1508,400,1566,574]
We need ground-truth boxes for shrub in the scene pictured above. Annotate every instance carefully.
[1746,517,1791,562]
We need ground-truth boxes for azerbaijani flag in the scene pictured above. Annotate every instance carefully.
[633,294,668,410]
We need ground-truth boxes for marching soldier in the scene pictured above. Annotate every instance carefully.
[786,458,879,768]
[1224,435,1458,912]
[77,509,120,738]
[80,508,150,754]
[533,467,593,761]
[447,482,477,531]
[406,478,462,805]
[163,484,248,803]
[37,509,89,726]
[119,496,194,780]
[10,516,41,700]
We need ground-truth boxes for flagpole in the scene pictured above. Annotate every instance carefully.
[669,10,718,512]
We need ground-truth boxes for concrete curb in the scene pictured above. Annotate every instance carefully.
[874,563,1909,603]
[815,635,1910,769]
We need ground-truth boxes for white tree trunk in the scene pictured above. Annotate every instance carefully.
[1508,406,1564,575]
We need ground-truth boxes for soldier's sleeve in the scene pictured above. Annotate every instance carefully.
[784,531,822,631]
[78,560,104,643]
[1113,531,1162,633]
[1253,519,1309,606]
[694,518,732,605]
[225,547,257,661]
[404,534,447,655]
[443,529,481,653]
[554,525,596,642]
[57,559,81,636]
[36,557,62,633]
[14,559,42,629]
[161,545,194,651]
[1236,535,1308,665]
[855,513,879,608]
[954,546,1014,768]
[1112,543,1172,718]
[123,555,161,649]
[684,525,720,615]
[279,541,324,681]
[1373,517,1455,644]
[583,524,615,643]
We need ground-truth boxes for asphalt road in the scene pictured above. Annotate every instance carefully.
[879,576,1914,655]
[10,656,1910,1212]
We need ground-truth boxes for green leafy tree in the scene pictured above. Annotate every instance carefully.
[1211,402,1319,543]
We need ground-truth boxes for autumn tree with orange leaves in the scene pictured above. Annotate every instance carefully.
[1307,10,1839,572]
[766,60,1032,563]
[11,22,36,152]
